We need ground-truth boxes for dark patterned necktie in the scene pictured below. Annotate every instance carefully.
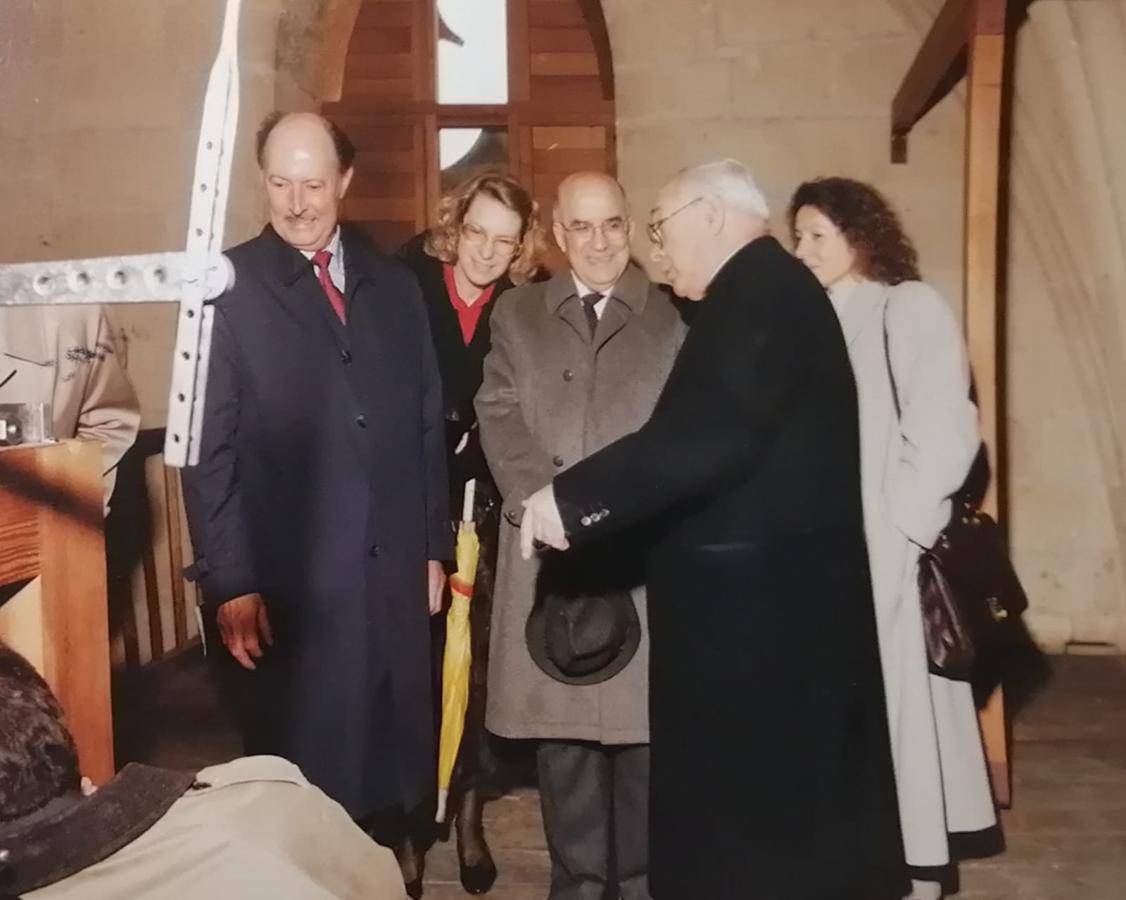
[312,249,346,323]
[580,292,601,337]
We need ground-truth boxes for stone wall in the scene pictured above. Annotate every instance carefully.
[603,0,966,304]
[601,0,1126,651]
[1001,1,1126,649]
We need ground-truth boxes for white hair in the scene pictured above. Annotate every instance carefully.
[675,159,770,219]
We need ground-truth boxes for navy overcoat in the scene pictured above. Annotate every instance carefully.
[183,224,453,818]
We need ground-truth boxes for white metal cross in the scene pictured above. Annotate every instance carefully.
[0,0,243,467]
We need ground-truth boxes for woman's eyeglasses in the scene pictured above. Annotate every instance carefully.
[460,222,520,257]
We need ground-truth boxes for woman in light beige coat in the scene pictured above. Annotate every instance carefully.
[790,177,997,900]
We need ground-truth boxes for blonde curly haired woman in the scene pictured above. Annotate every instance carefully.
[396,171,543,897]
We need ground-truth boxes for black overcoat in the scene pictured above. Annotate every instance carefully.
[553,237,907,899]
[182,225,453,819]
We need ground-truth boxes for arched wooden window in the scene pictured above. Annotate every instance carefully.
[322,0,615,256]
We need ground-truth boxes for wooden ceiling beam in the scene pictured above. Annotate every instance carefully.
[890,0,1008,161]
[891,0,971,161]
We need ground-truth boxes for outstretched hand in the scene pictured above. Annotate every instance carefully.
[520,483,569,560]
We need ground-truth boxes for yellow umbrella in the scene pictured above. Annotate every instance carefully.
[436,479,480,822]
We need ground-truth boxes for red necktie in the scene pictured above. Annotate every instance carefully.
[312,249,346,323]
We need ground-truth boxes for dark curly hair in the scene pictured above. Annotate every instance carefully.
[0,642,81,822]
[787,177,920,285]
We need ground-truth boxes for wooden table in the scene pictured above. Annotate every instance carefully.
[0,439,114,782]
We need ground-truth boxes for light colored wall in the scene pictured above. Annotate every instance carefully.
[602,0,1126,651]
[3,0,1125,651]
[1000,1,1126,649]
[603,0,966,305]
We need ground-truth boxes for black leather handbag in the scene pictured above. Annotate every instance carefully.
[883,305,1027,681]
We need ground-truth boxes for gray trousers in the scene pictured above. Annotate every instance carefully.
[536,740,651,900]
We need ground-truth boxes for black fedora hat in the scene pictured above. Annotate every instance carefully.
[526,589,641,686]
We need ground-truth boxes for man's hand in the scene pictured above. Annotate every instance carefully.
[520,483,569,560]
[427,560,447,616]
[217,593,273,671]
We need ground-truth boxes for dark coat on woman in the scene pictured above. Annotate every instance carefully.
[397,234,512,509]
[551,236,908,899]
[182,224,453,820]
[397,232,517,801]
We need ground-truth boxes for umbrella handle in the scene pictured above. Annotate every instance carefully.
[461,478,476,524]
[435,788,449,823]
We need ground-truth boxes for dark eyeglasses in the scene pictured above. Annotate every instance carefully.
[646,197,704,248]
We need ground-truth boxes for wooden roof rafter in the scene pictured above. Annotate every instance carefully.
[890,0,1007,163]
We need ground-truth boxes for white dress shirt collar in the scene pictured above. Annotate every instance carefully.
[571,272,611,319]
[301,227,345,292]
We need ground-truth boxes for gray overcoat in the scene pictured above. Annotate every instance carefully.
[475,263,685,744]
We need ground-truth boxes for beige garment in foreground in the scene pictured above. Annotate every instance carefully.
[25,756,407,900]
[0,304,140,508]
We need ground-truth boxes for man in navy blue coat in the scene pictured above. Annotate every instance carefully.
[182,112,453,851]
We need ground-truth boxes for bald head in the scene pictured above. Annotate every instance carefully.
[552,171,633,293]
[256,111,356,174]
[258,112,355,252]
[554,172,628,223]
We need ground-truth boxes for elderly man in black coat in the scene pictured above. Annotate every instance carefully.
[520,160,908,900]
[182,112,452,868]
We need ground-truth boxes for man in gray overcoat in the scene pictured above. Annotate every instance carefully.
[475,172,685,900]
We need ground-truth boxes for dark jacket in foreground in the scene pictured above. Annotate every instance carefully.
[182,225,453,818]
[552,236,907,899]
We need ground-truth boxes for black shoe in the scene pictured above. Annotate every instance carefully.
[455,787,497,894]
[458,849,497,895]
[404,877,423,900]
[456,823,496,893]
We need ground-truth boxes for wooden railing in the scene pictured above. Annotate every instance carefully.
[106,428,201,671]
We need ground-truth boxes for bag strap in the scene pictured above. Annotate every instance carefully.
[882,298,932,550]
[884,295,980,523]
[882,299,902,423]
